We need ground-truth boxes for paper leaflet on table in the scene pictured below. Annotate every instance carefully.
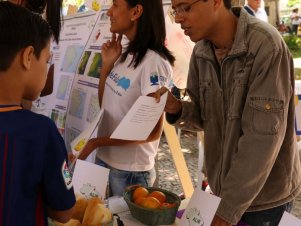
[71,108,104,157]
[110,93,168,140]
[279,211,301,225]
[72,159,109,200]
[107,196,129,214]
[295,95,301,135]
[179,188,221,226]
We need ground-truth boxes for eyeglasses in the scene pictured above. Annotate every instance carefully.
[171,0,203,18]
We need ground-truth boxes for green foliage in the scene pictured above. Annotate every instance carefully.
[287,0,301,7]
[283,35,301,80]
[283,35,301,52]
[295,68,301,80]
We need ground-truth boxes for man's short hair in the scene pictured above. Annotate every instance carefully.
[0,1,52,71]
[223,0,232,9]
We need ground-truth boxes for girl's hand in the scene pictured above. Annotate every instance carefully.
[78,139,96,160]
[101,33,123,71]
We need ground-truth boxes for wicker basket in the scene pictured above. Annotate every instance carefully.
[123,187,181,226]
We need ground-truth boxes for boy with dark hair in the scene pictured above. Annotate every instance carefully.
[0,2,75,226]
[5,0,63,44]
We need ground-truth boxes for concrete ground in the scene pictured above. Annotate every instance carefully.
[294,58,301,68]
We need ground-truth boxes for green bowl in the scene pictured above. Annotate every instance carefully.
[123,187,181,226]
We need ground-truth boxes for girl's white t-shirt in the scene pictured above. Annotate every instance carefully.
[96,50,173,171]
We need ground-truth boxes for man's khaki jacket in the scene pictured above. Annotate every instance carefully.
[168,8,301,224]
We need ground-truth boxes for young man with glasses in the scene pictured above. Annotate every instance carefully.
[156,0,301,225]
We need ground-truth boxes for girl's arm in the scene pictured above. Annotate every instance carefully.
[78,114,164,160]
[78,92,164,160]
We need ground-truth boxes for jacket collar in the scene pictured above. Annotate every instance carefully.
[194,7,249,59]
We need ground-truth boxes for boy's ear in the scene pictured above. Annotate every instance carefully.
[22,46,34,70]
[131,4,143,21]
[11,0,25,5]
[213,0,222,9]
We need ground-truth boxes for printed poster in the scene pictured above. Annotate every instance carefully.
[65,1,112,161]
[165,4,195,89]
[32,10,98,137]
[71,108,104,157]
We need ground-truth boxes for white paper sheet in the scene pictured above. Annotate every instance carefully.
[71,108,104,157]
[110,93,168,140]
[179,188,221,226]
[72,159,109,200]
[107,196,129,214]
[296,95,301,135]
[279,212,301,225]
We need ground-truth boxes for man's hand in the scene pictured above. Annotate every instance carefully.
[211,215,233,226]
[154,87,182,114]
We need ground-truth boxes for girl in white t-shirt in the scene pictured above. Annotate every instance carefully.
[78,0,175,196]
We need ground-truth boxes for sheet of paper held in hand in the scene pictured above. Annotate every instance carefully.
[110,92,168,140]
[71,108,104,157]
[295,95,301,135]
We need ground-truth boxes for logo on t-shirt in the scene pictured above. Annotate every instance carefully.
[150,73,159,86]
[117,77,131,90]
[108,71,131,90]
[62,160,73,190]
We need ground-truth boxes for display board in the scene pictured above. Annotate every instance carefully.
[32,10,99,137]
[64,5,112,153]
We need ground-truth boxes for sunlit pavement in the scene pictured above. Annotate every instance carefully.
[294,58,301,68]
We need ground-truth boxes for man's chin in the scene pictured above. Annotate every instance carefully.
[189,35,201,43]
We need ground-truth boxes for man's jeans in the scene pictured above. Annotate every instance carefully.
[95,157,156,197]
[240,202,293,226]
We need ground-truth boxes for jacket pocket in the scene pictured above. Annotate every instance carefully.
[228,77,248,119]
[199,81,212,121]
[249,97,284,135]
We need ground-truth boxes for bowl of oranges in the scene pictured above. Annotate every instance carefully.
[123,186,181,226]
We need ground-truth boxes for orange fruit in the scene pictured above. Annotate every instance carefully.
[160,202,176,209]
[140,196,161,209]
[148,191,166,203]
[132,187,149,201]
[134,196,146,206]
